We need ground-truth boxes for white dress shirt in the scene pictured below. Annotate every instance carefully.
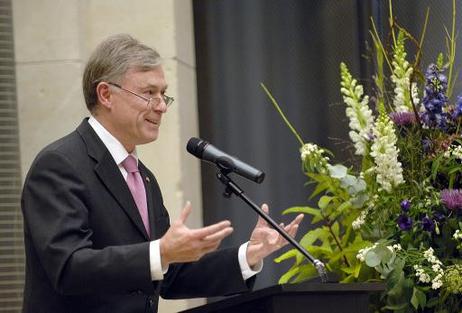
[88,116,262,281]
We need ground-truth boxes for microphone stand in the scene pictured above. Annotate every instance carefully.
[216,167,328,283]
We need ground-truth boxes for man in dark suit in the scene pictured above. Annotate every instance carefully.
[21,34,303,313]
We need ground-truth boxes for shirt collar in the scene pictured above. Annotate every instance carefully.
[88,116,138,166]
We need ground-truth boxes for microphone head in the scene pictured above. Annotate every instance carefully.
[186,137,208,158]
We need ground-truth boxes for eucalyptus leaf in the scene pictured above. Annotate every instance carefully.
[365,251,381,267]
[327,164,348,178]
[350,192,368,208]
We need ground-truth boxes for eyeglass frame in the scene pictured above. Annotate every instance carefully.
[106,82,174,109]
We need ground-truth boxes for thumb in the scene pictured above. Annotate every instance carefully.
[179,201,192,224]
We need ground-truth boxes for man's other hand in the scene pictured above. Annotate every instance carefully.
[159,202,233,268]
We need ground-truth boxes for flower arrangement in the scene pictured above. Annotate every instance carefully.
[262,1,462,312]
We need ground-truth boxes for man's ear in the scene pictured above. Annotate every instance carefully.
[96,82,112,109]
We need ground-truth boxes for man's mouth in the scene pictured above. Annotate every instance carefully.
[146,118,160,126]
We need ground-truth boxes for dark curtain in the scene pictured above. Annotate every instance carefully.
[192,0,460,293]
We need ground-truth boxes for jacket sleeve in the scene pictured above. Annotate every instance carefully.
[160,247,255,299]
[21,150,155,295]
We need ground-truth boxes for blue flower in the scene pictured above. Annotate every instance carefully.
[400,199,411,212]
[422,138,432,153]
[421,216,435,232]
[452,94,462,119]
[421,64,449,129]
[433,211,445,221]
[397,214,412,231]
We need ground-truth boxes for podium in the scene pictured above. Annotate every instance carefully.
[180,282,384,313]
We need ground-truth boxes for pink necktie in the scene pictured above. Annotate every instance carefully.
[122,155,150,237]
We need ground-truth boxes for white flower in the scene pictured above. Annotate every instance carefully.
[444,145,462,160]
[431,274,443,289]
[300,143,329,174]
[453,229,462,240]
[340,63,375,156]
[370,114,404,192]
[356,243,377,262]
[391,31,419,112]
[352,209,368,230]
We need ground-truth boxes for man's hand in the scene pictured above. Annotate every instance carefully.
[246,204,303,267]
[160,202,233,268]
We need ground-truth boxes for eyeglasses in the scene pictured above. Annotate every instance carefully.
[107,82,174,109]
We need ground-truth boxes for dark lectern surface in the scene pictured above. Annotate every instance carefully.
[179,282,385,313]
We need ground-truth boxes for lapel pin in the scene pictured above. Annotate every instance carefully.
[146,177,150,182]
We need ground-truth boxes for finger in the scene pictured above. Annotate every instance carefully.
[203,226,234,241]
[179,201,192,223]
[256,204,270,227]
[287,224,299,237]
[192,220,232,239]
[286,214,304,229]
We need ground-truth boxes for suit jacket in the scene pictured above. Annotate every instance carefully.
[21,119,253,313]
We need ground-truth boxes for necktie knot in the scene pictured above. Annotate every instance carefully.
[122,155,138,173]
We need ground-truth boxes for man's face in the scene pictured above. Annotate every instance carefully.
[108,66,169,151]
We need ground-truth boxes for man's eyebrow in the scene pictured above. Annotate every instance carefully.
[142,83,169,91]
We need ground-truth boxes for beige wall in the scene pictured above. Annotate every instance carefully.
[13,0,203,311]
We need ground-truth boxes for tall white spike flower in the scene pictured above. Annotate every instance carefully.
[370,113,404,192]
[340,62,375,156]
[391,31,420,112]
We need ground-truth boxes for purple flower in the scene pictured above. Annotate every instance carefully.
[421,216,435,232]
[441,189,462,211]
[389,112,416,126]
[400,199,411,212]
[397,214,412,231]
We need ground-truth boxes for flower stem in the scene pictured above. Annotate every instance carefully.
[260,82,305,147]
[447,0,456,98]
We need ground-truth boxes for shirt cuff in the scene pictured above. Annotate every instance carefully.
[238,242,263,281]
[149,240,169,281]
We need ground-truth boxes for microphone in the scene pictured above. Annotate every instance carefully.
[186,137,265,183]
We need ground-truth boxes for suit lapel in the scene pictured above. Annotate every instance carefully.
[77,119,150,241]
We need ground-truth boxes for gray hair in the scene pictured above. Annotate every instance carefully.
[82,34,161,112]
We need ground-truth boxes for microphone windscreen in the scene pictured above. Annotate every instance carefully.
[186,137,207,158]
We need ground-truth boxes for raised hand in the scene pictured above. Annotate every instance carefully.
[159,202,233,268]
[246,204,303,267]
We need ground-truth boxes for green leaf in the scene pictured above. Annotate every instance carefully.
[318,195,333,209]
[310,181,329,199]
[282,206,321,218]
[278,265,300,284]
[410,287,426,310]
[299,228,326,248]
[293,264,318,283]
[311,214,324,224]
[274,248,297,263]
[337,201,352,213]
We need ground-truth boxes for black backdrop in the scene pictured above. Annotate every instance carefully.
[192,0,460,293]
